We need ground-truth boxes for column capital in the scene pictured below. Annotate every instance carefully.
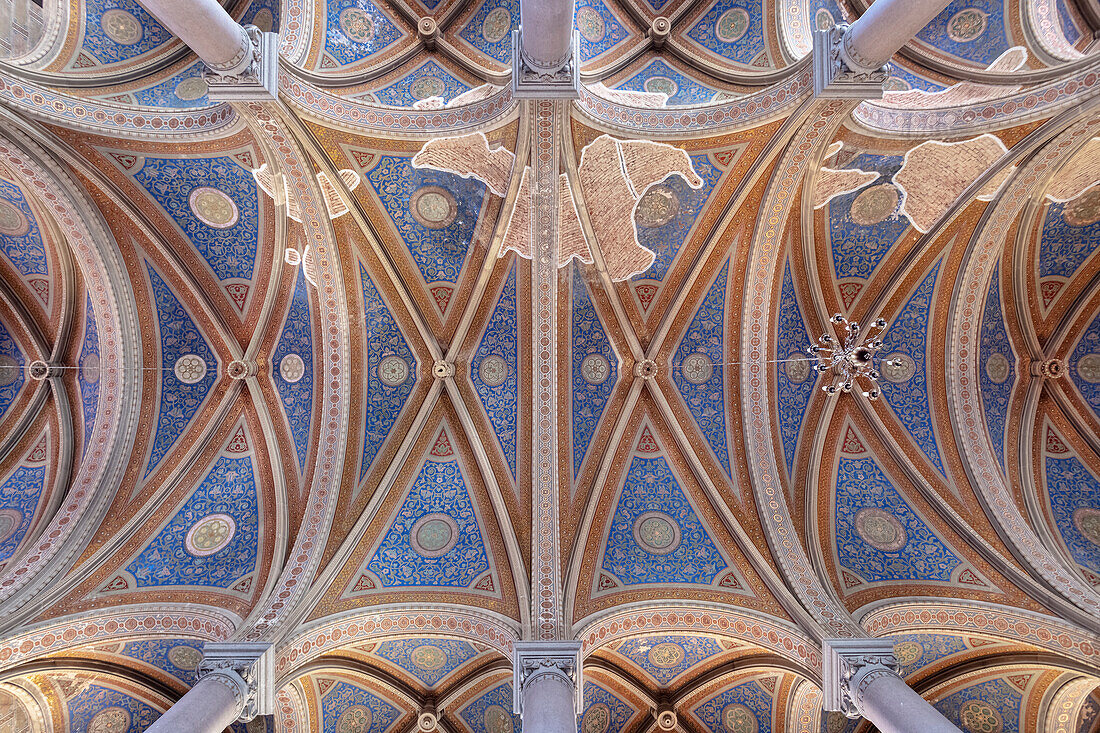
[200,642,275,722]
[512,641,583,716]
[202,25,279,102]
[511,29,580,98]
[812,25,890,99]
[822,638,900,718]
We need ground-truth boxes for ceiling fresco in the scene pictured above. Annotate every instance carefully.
[0,0,1095,730]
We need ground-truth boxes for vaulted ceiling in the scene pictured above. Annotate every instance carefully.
[0,0,1097,730]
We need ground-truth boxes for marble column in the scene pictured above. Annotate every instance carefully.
[812,0,952,97]
[513,642,582,733]
[519,0,574,72]
[823,639,962,733]
[134,0,277,99]
[512,0,579,95]
[841,0,954,72]
[135,0,252,73]
[145,673,248,733]
[145,642,273,733]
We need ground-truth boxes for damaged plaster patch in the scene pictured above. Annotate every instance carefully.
[411,131,514,196]
[412,132,704,281]
[412,84,503,110]
[559,173,591,266]
[814,168,880,209]
[1045,138,1100,202]
[316,169,361,219]
[588,82,669,108]
[894,134,1010,232]
[880,48,1027,110]
[578,136,705,281]
[500,167,531,260]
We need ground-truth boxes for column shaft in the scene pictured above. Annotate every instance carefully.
[522,673,576,733]
[519,0,575,69]
[856,671,961,733]
[842,0,953,70]
[135,0,251,71]
[146,674,246,733]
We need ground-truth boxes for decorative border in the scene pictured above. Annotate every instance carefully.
[237,101,350,642]
[532,100,562,640]
[274,609,518,680]
[862,601,1100,666]
[854,66,1100,135]
[0,72,235,138]
[576,606,821,672]
[738,99,861,637]
[575,68,811,135]
[281,72,517,135]
[1026,0,1085,62]
[790,679,821,733]
[947,109,1100,620]
[0,608,235,673]
[0,133,135,610]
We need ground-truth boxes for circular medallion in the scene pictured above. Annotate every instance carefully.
[185,513,236,557]
[1078,354,1100,383]
[189,187,239,229]
[411,75,445,100]
[854,507,908,552]
[0,355,20,386]
[484,705,513,733]
[784,355,812,383]
[959,699,1003,733]
[174,354,208,385]
[893,640,924,666]
[336,704,373,733]
[410,185,457,229]
[101,9,143,45]
[881,352,915,383]
[168,644,203,671]
[984,352,1010,384]
[644,76,678,98]
[339,7,375,42]
[1064,188,1100,227]
[252,8,275,32]
[581,703,611,733]
[721,704,758,733]
[850,184,899,226]
[479,354,509,387]
[681,352,714,384]
[815,7,836,29]
[0,508,22,544]
[0,200,29,237]
[280,353,306,383]
[174,77,208,101]
[636,185,681,228]
[715,7,750,42]
[1074,507,1100,547]
[90,707,131,733]
[947,9,987,42]
[482,7,512,42]
[634,511,681,555]
[378,355,410,386]
[647,642,685,668]
[411,643,448,671]
[411,513,459,557]
[883,76,911,92]
[581,353,611,385]
[577,6,606,42]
